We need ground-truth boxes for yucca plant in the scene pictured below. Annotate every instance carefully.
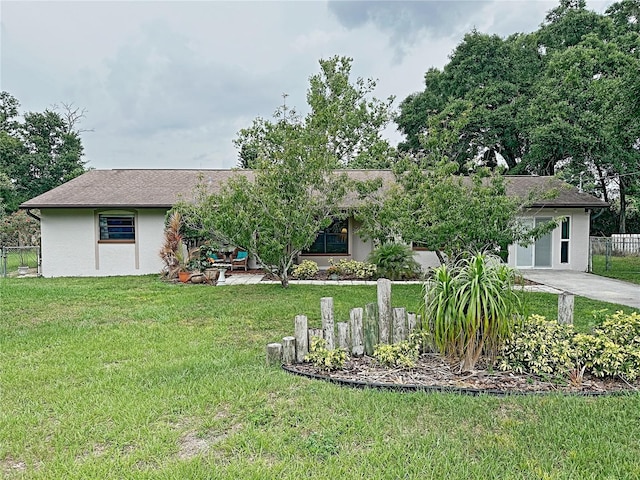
[423,252,522,372]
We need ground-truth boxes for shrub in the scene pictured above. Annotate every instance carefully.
[497,315,578,376]
[423,252,521,372]
[329,258,377,279]
[498,311,640,382]
[574,311,640,381]
[292,260,319,279]
[373,341,420,368]
[304,337,348,371]
[368,243,421,280]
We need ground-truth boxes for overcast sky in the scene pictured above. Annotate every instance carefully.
[1,1,614,170]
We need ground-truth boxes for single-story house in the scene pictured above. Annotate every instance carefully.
[20,169,608,277]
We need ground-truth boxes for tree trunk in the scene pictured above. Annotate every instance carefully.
[619,175,627,234]
[435,250,446,265]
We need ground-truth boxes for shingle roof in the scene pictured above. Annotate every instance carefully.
[20,169,608,209]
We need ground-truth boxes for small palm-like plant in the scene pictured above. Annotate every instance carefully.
[368,243,421,280]
[423,252,521,372]
[159,211,184,278]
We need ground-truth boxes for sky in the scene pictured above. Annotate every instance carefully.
[1,0,615,170]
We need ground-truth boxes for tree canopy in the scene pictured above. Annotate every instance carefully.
[235,56,395,169]
[395,0,640,233]
[176,57,392,287]
[355,160,555,264]
[0,92,87,213]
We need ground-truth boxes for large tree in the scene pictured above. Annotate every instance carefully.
[235,56,395,169]
[396,31,542,171]
[395,0,640,233]
[177,57,401,287]
[355,160,555,264]
[0,92,87,213]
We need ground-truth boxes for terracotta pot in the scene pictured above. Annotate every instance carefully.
[178,271,190,283]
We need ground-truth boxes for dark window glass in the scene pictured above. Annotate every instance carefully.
[305,218,348,254]
[561,241,569,263]
[99,215,135,240]
[561,217,570,240]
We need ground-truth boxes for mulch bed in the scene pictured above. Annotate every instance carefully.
[284,354,639,396]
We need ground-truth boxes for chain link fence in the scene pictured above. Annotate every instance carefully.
[589,235,640,281]
[0,246,41,277]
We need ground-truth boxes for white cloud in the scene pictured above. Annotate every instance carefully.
[1,0,616,170]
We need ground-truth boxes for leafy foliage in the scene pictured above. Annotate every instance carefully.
[499,311,640,382]
[0,92,87,213]
[367,243,421,280]
[236,56,395,169]
[175,57,395,287]
[357,160,556,263]
[423,252,522,371]
[395,2,640,233]
[575,311,640,381]
[292,260,320,280]
[373,340,420,368]
[0,210,40,247]
[304,337,348,372]
[498,315,577,376]
[328,258,377,280]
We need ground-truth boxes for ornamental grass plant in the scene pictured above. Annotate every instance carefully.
[423,252,521,372]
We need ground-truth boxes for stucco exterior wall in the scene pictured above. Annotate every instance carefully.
[40,208,167,277]
[507,207,591,271]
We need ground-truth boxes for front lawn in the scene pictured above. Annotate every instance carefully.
[591,254,640,285]
[1,276,639,479]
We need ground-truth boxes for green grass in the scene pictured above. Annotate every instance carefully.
[1,276,639,479]
[591,254,640,285]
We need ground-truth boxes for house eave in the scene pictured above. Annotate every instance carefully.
[19,204,173,210]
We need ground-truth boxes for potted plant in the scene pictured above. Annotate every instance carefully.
[159,212,196,282]
[326,265,340,281]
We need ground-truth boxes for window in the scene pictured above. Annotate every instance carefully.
[99,214,135,241]
[305,218,348,254]
[560,216,570,263]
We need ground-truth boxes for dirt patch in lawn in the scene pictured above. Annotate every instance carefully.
[285,354,639,396]
[177,424,243,460]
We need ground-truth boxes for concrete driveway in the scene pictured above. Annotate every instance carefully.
[521,270,640,309]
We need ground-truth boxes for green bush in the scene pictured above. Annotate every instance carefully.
[304,337,348,371]
[498,311,640,382]
[373,341,420,368]
[292,260,319,279]
[497,315,577,376]
[368,243,421,280]
[329,258,377,279]
[574,311,640,381]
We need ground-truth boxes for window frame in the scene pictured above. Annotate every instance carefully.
[98,213,136,243]
[304,218,349,255]
[560,216,570,264]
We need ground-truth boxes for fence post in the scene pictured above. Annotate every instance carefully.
[294,315,308,363]
[350,308,364,356]
[364,303,378,356]
[377,279,392,344]
[321,297,335,350]
[558,292,574,325]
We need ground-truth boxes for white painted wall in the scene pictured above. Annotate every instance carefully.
[40,208,167,277]
[507,208,591,271]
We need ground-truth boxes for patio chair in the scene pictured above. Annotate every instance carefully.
[231,250,249,271]
[207,252,225,265]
